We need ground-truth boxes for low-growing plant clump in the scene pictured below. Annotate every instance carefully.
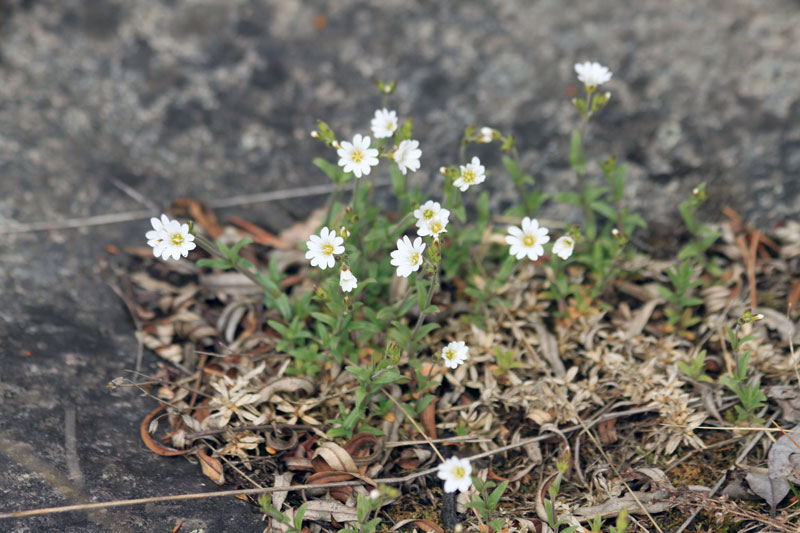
[113,61,800,532]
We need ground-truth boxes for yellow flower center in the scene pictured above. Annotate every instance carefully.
[564,238,572,247]
[443,349,454,360]
[170,233,184,246]
[462,170,475,183]
[409,251,420,266]
[387,121,395,131]
[351,149,363,163]
[453,466,466,478]
[523,235,535,247]
[430,221,443,234]
[423,209,434,220]
[322,243,335,256]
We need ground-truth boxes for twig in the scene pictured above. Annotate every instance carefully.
[381,388,444,462]
[0,181,390,235]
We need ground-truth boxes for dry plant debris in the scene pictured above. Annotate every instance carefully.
[106,201,800,532]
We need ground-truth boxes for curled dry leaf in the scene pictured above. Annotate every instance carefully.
[259,377,316,403]
[140,405,195,457]
[312,442,358,473]
[344,432,383,467]
[267,426,300,451]
[196,448,225,485]
[305,471,361,503]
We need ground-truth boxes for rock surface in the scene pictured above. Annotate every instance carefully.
[1,0,798,531]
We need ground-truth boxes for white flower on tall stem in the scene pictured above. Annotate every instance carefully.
[339,267,358,293]
[437,456,472,493]
[552,235,575,260]
[417,213,448,237]
[337,134,379,178]
[506,217,550,261]
[146,214,196,261]
[392,139,421,175]
[390,235,426,278]
[370,108,398,139]
[440,341,468,369]
[305,226,344,270]
[574,61,612,88]
[453,156,486,192]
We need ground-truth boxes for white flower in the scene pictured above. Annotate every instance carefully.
[417,214,448,237]
[305,227,345,270]
[453,156,486,192]
[339,268,358,293]
[337,134,379,178]
[413,201,447,224]
[390,235,426,278]
[146,214,196,261]
[370,108,398,139]
[369,489,381,501]
[574,61,612,87]
[477,127,494,143]
[553,235,575,260]
[506,217,550,261]
[437,456,472,493]
[392,139,422,175]
[440,341,468,369]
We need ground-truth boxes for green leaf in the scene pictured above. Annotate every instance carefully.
[230,237,253,256]
[487,480,508,509]
[311,312,337,327]
[555,191,581,205]
[489,518,506,531]
[313,157,343,183]
[502,155,521,182]
[590,200,617,220]
[293,502,307,529]
[196,257,233,269]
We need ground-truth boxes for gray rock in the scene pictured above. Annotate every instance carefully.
[1,0,799,530]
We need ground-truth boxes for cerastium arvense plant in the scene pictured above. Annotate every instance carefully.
[144,61,643,528]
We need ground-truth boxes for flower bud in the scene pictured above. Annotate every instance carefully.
[369,489,381,501]
[332,140,341,150]
[339,226,349,240]
[310,130,319,138]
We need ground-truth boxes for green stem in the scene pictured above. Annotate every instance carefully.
[324,183,342,228]
[350,176,362,212]
[406,263,440,360]
[194,233,277,297]
[578,90,594,230]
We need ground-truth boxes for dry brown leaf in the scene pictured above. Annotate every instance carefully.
[230,216,290,249]
[140,405,195,457]
[196,448,225,485]
[312,442,358,473]
[172,198,223,239]
[420,398,438,440]
[300,499,358,523]
[278,207,326,247]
